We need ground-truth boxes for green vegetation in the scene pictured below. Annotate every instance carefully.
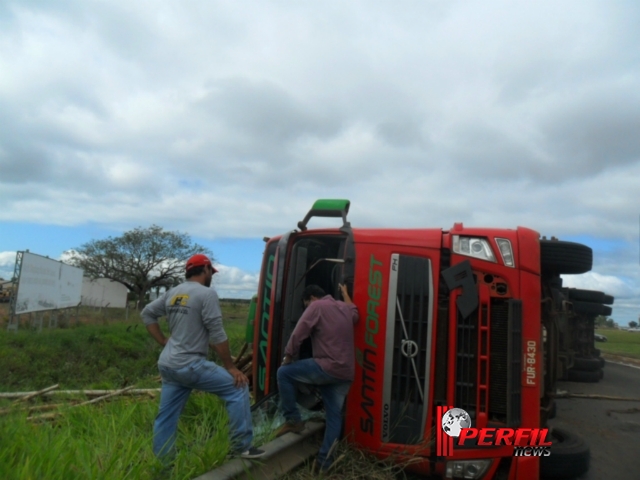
[0,301,251,480]
[595,328,640,359]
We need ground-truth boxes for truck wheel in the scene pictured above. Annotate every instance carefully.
[549,277,563,289]
[599,368,604,380]
[565,288,605,303]
[567,369,600,383]
[540,240,592,275]
[599,357,605,368]
[572,301,611,317]
[593,348,601,356]
[572,357,601,372]
[540,428,590,479]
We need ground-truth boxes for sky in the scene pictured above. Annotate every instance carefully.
[0,0,639,325]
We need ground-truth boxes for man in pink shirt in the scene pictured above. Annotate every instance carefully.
[276,283,359,472]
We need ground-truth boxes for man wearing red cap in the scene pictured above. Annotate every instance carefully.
[142,253,264,464]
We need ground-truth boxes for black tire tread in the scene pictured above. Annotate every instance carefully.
[540,240,593,275]
[572,357,602,372]
[565,288,605,303]
[573,301,611,317]
[540,428,590,479]
[567,369,601,383]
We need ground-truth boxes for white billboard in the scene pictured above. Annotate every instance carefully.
[15,252,84,314]
[82,277,128,308]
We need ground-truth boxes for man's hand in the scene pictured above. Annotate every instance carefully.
[339,284,353,305]
[227,367,249,388]
[146,323,169,347]
[282,354,293,366]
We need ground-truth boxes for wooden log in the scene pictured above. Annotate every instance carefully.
[236,353,253,371]
[0,388,161,399]
[27,386,137,422]
[236,342,249,363]
[12,384,59,404]
[75,386,136,407]
[241,361,252,373]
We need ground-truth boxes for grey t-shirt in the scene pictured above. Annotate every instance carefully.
[141,281,227,369]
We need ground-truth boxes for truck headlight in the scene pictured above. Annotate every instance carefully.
[445,459,492,479]
[452,236,496,263]
[495,238,515,267]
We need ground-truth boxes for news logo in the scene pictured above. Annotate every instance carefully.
[436,406,552,457]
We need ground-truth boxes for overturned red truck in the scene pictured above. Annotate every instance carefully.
[251,199,593,480]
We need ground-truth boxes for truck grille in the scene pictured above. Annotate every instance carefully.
[489,298,522,426]
[382,254,433,445]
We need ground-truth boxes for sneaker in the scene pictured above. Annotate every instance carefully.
[275,420,305,437]
[239,447,266,459]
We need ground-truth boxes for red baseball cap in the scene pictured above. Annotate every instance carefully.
[185,254,218,273]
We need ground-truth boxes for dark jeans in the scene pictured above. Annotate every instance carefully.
[277,359,351,469]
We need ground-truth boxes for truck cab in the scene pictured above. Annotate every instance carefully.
[252,199,592,480]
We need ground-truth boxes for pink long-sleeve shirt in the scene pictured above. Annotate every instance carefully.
[284,295,360,381]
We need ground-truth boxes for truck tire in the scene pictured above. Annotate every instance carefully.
[540,240,592,275]
[599,357,605,368]
[593,348,601,356]
[603,294,614,305]
[572,301,610,317]
[540,428,590,479]
[599,368,604,380]
[565,288,605,303]
[549,277,563,289]
[567,369,600,383]
[572,357,601,372]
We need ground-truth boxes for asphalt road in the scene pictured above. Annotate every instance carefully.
[549,360,640,480]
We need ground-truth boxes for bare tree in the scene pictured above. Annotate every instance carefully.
[66,225,213,309]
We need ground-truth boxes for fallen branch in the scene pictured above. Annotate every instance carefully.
[236,353,253,371]
[241,362,252,375]
[12,384,59,404]
[27,386,137,422]
[235,342,249,363]
[0,388,161,399]
[75,386,136,407]
[553,392,640,402]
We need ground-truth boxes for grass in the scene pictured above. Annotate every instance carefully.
[595,328,640,359]
[0,392,234,480]
[280,441,415,480]
[0,300,252,480]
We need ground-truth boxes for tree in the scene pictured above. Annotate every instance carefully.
[66,225,213,309]
[629,321,639,328]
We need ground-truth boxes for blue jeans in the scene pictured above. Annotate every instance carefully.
[154,358,253,462]
[277,359,352,470]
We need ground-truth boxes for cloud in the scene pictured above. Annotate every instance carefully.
[211,264,259,299]
[562,271,637,300]
[0,251,16,280]
[1,1,640,321]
